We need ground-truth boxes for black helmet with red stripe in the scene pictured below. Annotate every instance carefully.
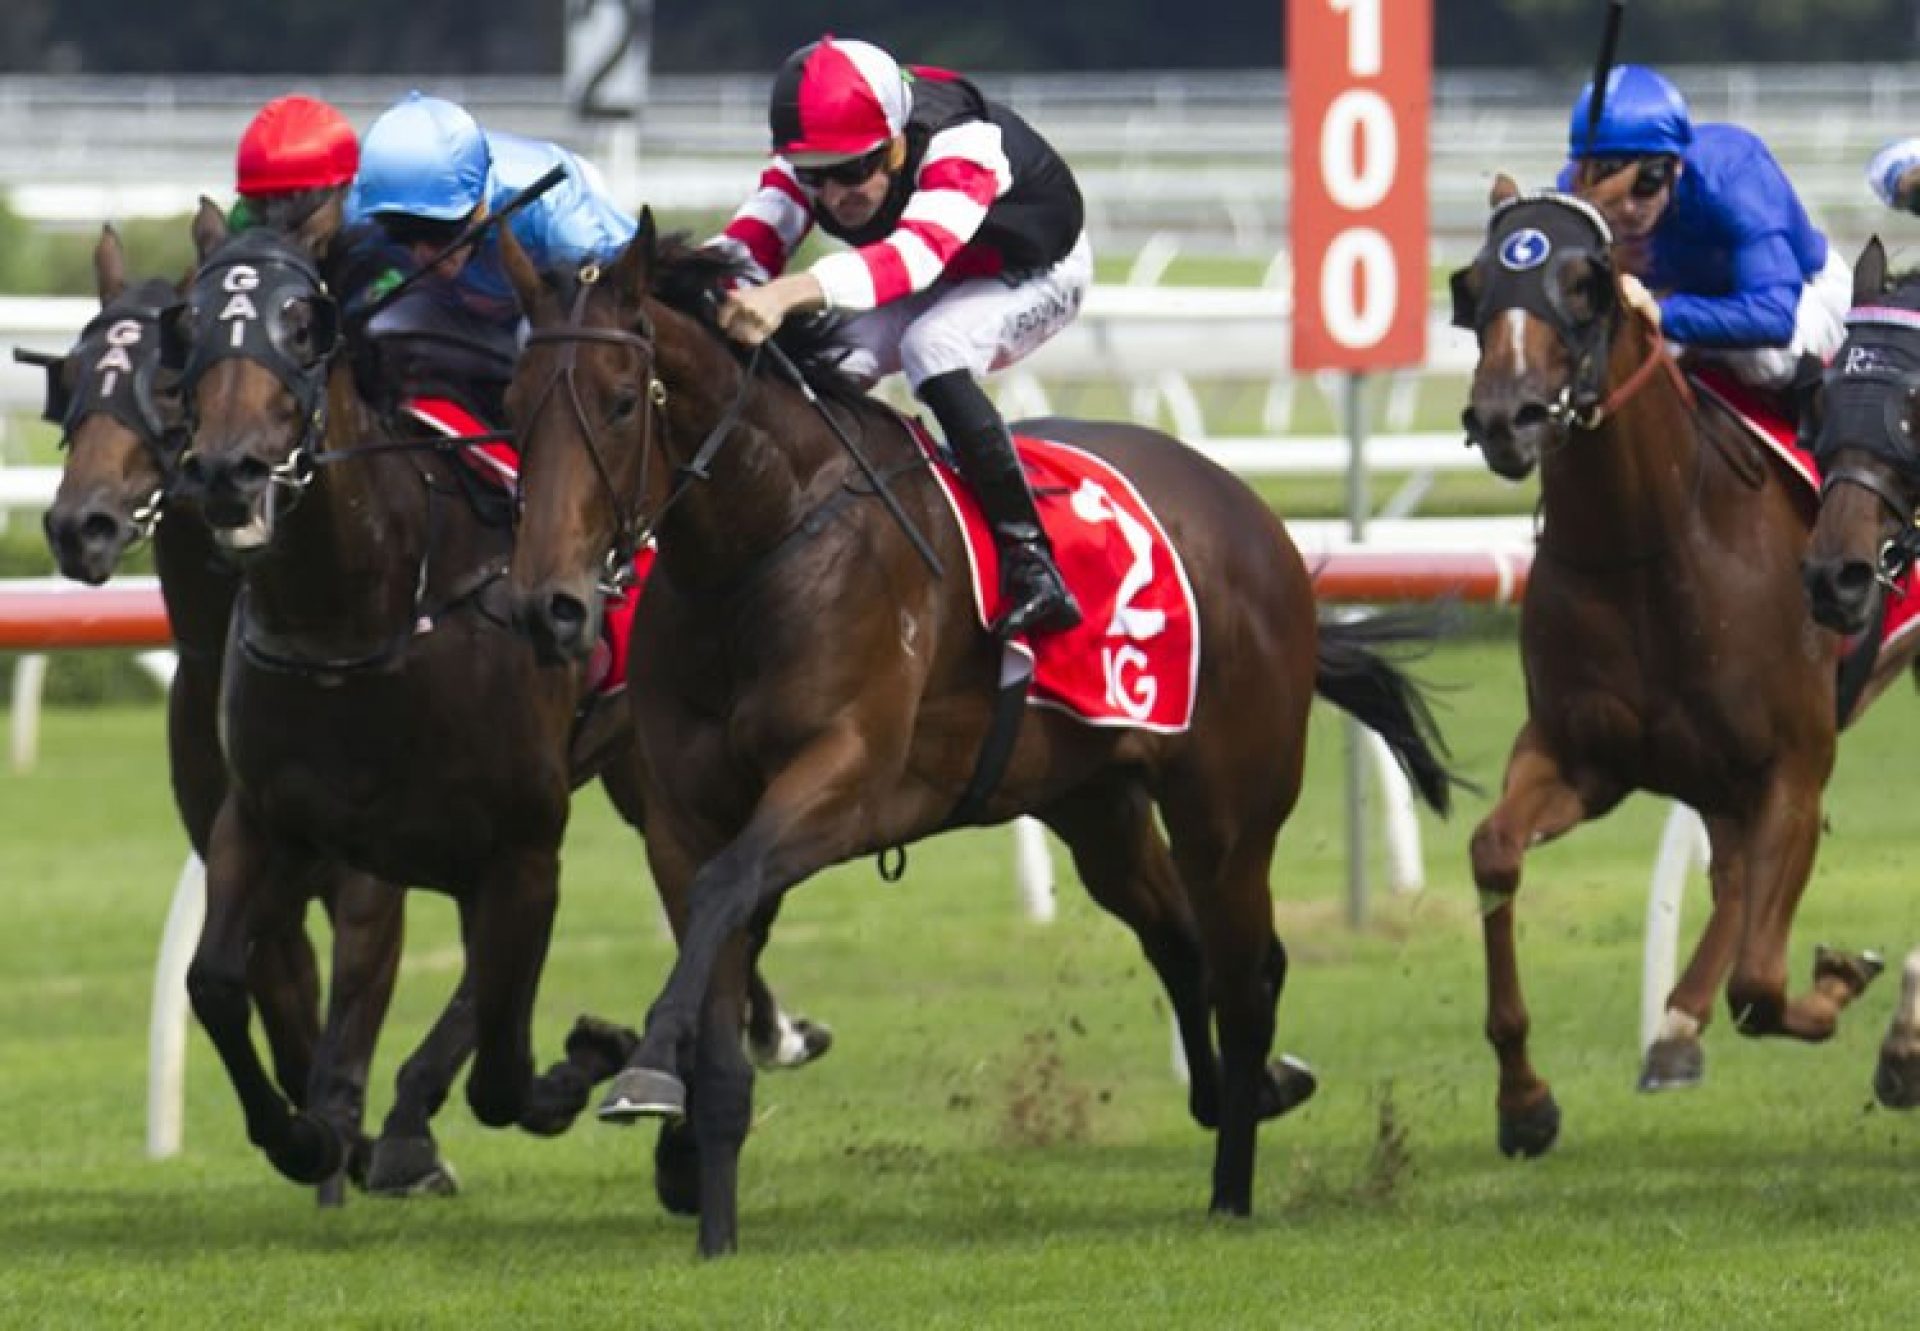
[768,36,910,165]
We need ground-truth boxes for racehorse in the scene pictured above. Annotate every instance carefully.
[497,213,1459,1256]
[1797,236,1920,1111]
[163,197,818,1194]
[1453,174,1906,1159]
[37,226,409,1203]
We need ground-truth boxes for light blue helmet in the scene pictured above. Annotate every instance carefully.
[1568,65,1693,159]
[354,92,492,221]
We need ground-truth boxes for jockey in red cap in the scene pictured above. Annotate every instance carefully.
[230,95,360,231]
[713,36,1091,641]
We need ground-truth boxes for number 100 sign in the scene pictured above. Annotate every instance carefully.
[1288,0,1430,371]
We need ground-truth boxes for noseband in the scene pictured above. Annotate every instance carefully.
[1812,304,1920,582]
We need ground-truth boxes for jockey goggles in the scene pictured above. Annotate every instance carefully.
[1588,154,1677,200]
[793,144,891,190]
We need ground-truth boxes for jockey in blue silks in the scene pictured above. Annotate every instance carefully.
[1557,65,1849,396]
[344,91,635,330]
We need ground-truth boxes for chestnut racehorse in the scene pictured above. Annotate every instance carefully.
[1454,175,1907,1160]
[499,215,1460,1255]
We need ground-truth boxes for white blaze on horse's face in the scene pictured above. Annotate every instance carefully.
[1498,308,1531,378]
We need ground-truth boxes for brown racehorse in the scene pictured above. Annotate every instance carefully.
[1797,236,1920,1111]
[498,214,1459,1256]
[1453,175,1905,1160]
[38,226,408,1202]
[162,199,817,1194]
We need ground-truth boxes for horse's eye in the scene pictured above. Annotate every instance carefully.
[608,390,639,422]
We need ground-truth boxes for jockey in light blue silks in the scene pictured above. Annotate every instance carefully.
[1867,137,1920,216]
[344,91,635,331]
[1557,65,1850,397]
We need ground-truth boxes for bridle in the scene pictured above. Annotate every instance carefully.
[518,263,770,596]
[1453,190,1692,438]
[1810,303,1920,585]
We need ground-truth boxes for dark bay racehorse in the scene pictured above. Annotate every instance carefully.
[1798,236,1920,1110]
[1453,175,1907,1159]
[498,214,1459,1256]
[164,198,815,1195]
[37,226,408,1202]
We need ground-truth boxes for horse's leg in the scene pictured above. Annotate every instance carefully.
[367,898,476,1198]
[185,800,343,1184]
[1874,949,1920,1109]
[603,726,873,1124]
[463,844,561,1129]
[247,923,321,1106]
[598,753,829,1073]
[1639,815,1746,1091]
[305,870,405,1203]
[687,935,757,1258]
[1725,770,1882,1040]
[1469,726,1591,1159]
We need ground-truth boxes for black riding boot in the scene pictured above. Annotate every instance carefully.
[918,369,1082,639]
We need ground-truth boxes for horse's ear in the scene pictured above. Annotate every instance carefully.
[606,206,657,302]
[293,190,344,263]
[94,224,126,305]
[1854,235,1889,305]
[499,222,542,315]
[1489,173,1520,207]
[190,197,229,262]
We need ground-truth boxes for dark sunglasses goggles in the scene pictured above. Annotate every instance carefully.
[792,145,891,190]
[1588,155,1678,200]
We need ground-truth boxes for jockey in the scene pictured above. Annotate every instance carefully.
[1867,138,1920,215]
[343,91,635,331]
[712,36,1091,640]
[230,94,360,231]
[1559,64,1848,397]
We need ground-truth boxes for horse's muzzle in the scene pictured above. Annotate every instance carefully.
[43,501,131,586]
[511,582,602,666]
[1461,400,1554,481]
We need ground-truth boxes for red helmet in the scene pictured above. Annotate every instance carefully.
[768,37,910,163]
[236,95,360,198]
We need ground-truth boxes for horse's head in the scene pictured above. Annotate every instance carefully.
[36,227,188,584]
[169,196,343,553]
[1452,174,1623,480]
[1801,237,1920,634]
[499,211,677,663]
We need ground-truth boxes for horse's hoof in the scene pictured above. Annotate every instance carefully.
[563,1015,642,1084]
[654,1121,701,1216]
[1258,1053,1317,1120]
[1874,1047,1920,1110]
[269,1114,346,1186]
[599,1066,686,1124]
[1814,945,1886,995]
[749,1016,834,1071]
[1637,1036,1705,1093]
[365,1136,461,1198]
[519,1062,591,1137]
[1497,1092,1561,1159]
[315,1172,347,1209]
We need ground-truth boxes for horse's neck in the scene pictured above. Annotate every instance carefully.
[1539,319,1698,548]
[240,367,427,639]
[153,502,238,656]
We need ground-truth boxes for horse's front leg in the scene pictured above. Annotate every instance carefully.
[689,935,757,1258]
[1726,767,1882,1041]
[368,898,477,1197]
[186,800,343,1184]
[1874,950,1920,1109]
[464,842,562,1129]
[306,870,406,1201]
[1638,815,1746,1092]
[603,725,876,1123]
[1469,725,1590,1159]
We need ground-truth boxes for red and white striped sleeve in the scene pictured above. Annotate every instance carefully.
[712,162,814,283]
[809,120,1011,311]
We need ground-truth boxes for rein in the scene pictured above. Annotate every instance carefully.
[1573,311,1696,430]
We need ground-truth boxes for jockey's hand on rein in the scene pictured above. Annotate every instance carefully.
[1618,273,1662,331]
[718,285,785,347]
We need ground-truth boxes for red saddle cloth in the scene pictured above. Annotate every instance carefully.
[916,425,1200,733]
[403,397,649,696]
[1690,367,1920,653]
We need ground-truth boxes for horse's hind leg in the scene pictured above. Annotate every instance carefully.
[1725,771,1882,1041]
[306,870,405,1203]
[1470,727,1592,1159]
[1874,949,1920,1109]
[1639,815,1746,1092]
[368,904,476,1198]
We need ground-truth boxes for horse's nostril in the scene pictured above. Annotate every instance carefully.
[547,594,587,636]
[1514,401,1551,430]
[234,457,271,488]
[1834,561,1877,596]
[80,511,121,545]
[180,454,206,487]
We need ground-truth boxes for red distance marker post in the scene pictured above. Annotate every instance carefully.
[1289,0,1431,925]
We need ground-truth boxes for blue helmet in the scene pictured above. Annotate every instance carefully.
[354,92,492,221]
[1568,65,1693,159]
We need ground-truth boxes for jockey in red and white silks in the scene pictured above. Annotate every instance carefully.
[712,36,1092,640]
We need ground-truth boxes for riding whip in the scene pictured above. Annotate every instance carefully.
[1583,0,1629,155]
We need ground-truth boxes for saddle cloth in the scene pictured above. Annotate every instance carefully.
[1690,366,1920,652]
[404,396,649,696]
[915,424,1200,733]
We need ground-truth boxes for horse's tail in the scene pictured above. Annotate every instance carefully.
[1313,608,1464,817]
